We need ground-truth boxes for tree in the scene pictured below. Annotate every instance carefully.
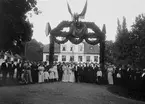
[114,17,131,65]
[131,14,145,68]
[0,0,40,55]
[105,40,115,64]
[25,39,44,61]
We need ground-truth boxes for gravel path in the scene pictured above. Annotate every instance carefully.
[0,82,144,104]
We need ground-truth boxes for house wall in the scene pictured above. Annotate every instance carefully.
[43,41,100,63]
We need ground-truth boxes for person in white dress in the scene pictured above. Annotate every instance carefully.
[107,65,114,85]
[44,69,49,83]
[69,64,75,82]
[49,66,55,82]
[38,63,45,83]
[97,67,102,84]
[53,64,59,81]
[62,63,69,82]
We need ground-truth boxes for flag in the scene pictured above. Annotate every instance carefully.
[45,22,51,36]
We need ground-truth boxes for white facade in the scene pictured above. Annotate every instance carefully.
[43,41,100,63]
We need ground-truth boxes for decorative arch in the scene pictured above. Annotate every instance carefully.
[46,0,106,71]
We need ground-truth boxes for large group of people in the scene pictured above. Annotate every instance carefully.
[1,59,145,95]
[0,59,102,85]
[112,64,145,93]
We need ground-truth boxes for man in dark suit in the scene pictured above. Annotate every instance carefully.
[76,64,82,83]
[9,61,16,79]
[74,64,78,83]
[57,63,63,81]
[16,61,23,81]
[1,60,9,85]
[84,63,89,83]
[31,62,39,83]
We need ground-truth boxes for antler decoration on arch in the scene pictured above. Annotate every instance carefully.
[49,0,105,45]
[78,0,87,19]
[67,0,88,22]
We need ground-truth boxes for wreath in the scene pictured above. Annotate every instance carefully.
[50,21,104,45]
[85,37,100,45]
[50,21,71,37]
[68,35,84,45]
[53,36,69,44]
[84,22,102,34]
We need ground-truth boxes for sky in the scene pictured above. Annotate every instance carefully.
[27,0,145,45]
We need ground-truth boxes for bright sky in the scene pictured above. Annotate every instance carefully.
[27,0,145,45]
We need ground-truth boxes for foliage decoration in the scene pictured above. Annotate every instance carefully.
[69,22,87,38]
[51,21,103,45]
[50,21,71,37]
[85,37,100,45]
[68,35,84,44]
[53,36,69,44]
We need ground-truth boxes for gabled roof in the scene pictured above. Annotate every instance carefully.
[43,43,60,53]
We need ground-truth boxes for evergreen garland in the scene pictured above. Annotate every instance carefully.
[51,21,102,45]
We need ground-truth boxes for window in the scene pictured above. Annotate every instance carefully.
[94,56,98,62]
[62,46,66,51]
[78,56,83,62]
[62,55,66,61]
[70,46,73,51]
[70,56,74,62]
[86,56,90,62]
[54,55,58,61]
[79,45,83,52]
[46,55,49,61]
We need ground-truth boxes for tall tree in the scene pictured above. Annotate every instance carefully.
[114,17,130,65]
[0,0,39,55]
[131,14,145,68]
[105,40,114,64]
[25,39,44,61]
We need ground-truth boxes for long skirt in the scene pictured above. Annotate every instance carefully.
[62,71,69,82]
[69,72,75,82]
[38,71,44,83]
[54,71,58,80]
[108,72,114,85]
[49,72,55,80]
[31,70,38,83]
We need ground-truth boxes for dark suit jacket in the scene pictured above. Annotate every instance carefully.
[17,63,24,72]
[8,63,16,72]
[1,62,8,72]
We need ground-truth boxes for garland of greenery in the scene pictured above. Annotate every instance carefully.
[51,21,102,45]
[84,22,102,34]
[69,22,87,38]
[84,33,98,38]
[85,37,100,45]
[50,21,71,37]
[68,35,84,44]
[53,36,69,44]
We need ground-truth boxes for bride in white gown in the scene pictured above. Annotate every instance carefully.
[62,63,75,82]
[68,64,75,82]
[62,63,69,82]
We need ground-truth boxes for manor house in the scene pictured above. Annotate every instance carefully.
[43,41,100,63]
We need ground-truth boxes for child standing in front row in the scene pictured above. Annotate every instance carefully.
[44,69,49,83]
